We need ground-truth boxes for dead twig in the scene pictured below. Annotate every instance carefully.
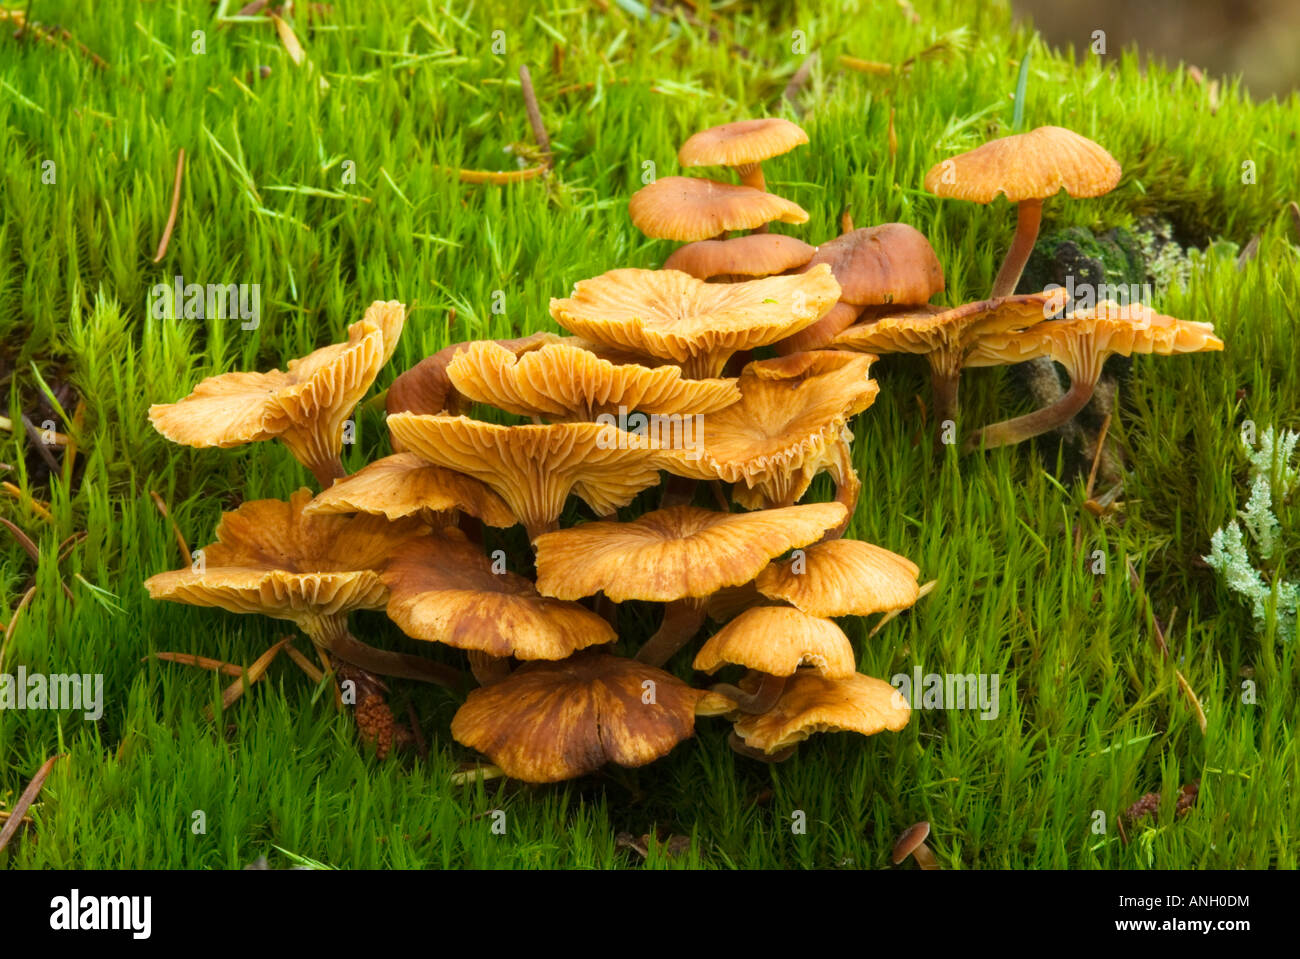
[0,754,65,853]
[782,52,818,112]
[151,147,186,263]
[149,490,192,566]
[518,65,552,169]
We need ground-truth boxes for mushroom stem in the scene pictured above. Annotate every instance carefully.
[709,672,788,714]
[927,350,962,431]
[635,599,707,667]
[727,729,796,763]
[819,437,860,541]
[912,842,941,870]
[660,474,698,508]
[990,198,1043,299]
[964,373,1097,452]
[736,162,766,193]
[306,456,348,488]
[467,649,511,686]
[305,616,464,689]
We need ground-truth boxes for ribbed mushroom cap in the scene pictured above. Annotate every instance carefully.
[550,266,840,378]
[662,234,817,280]
[732,670,911,754]
[386,414,664,535]
[386,332,560,449]
[305,452,516,527]
[450,652,707,782]
[533,502,848,602]
[144,488,425,624]
[755,539,921,617]
[776,301,864,355]
[628,176,809,242]
[678,118,809,169]
[382,528,615,660]
[832,291,1065,357]
[150,304,403,479]
[924,126,1121,204]
[799,225,945,307]
[693,607,857,679]
[659,351,877,506]
[965,301,1224,381]
[446,341,740,421]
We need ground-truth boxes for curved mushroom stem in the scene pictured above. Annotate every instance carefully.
[466,649,511,686]
[727,729,796,763]
[635,598,707,667]
[709,671,788,714]
[818,438,860,541]
[990,198,1043,299]
[281,427,348,489]
[964,373,1097,452]
[912,842,941,870]
[305,615,464,689]
[735,162,766,193]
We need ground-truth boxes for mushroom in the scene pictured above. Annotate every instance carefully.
[150,301,405,486]
[445,340,740,422]
[533,502,848,666]
[144,489,462,752]
[549,265,840,378]
[304,451,516,528]
[780,224,945,353]
[661,234,816,281]
[628,176,809,242]
[923,126,1121,298]
[693,606,857,714]
[730,669,911,758]
[831,291,1065,427]
[449,652,711,782]
[754,538,921,617]
[677,118,809,194]
[892,821,940,870]
[963,301,1224,450]
[385,414,665,539]
[382,527,615,685]
[656,351,878,521]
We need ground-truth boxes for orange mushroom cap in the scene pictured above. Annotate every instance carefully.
[628,176,809,242]
[678,118,809,170]
[924,126,1121,204]
[662,234,816,280]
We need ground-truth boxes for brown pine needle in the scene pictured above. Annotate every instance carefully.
[0,517,40,564]
[271,13,306,66]
[204,639,292,719]
[0,415,69,445]
[145,652,245,677]
[519,64,552,168]
[1,482,53,523]
[284,642,326,684]
[441,165,546,184]
[149,490,192,566]
[0,586,37,675]
[1085,413,1112,500]
[840,55,893,75]
[151,147,186,263]
[0,754,64,853]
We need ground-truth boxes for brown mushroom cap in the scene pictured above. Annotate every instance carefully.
[386,414,664,536]
[754,539,921,617]
[891,821,932,864]
[659,351,877,507]
[662,234,816,280]
[799,225,945,307]
[445,340,740,421]
[550,266,840,378]
[382,528,615,659]
[678,118,809,170]
[304,452,516,527]
[533,502,848,602]
[150,305,403,483]
[923,126,1121,204]
[628,176,809,242]
[731,670,911,754]
[144,488,425,625]
[693,607,857,679]
[450,652,708,782]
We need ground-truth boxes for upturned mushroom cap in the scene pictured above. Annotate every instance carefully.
[678,118,809,170]
[386,414,665,536]
[965,301,1224,381]
[923,126,1121,203]
[533,502,848,602]
[732,670,911,754]
[662,234,816,280]
[755,539,921,617]
[304,452,516,527]
[445,340,740,421]
[144,488,425,625]
[659,351,877,506]
[628,176,809,242]
[832,292,1064,357]
[693,607,857,679]
[549,266,841,378]
[798,225,945,307]
[450,652,708,782]
[382,528,615,659]
[150,303,405,483]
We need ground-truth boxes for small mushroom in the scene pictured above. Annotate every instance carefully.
[662,234,816,281]
[677,118,809,194]
[754,539,921,617]
[892,821,940,870]
[924,126,1121,299]
[628,176,809,242]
